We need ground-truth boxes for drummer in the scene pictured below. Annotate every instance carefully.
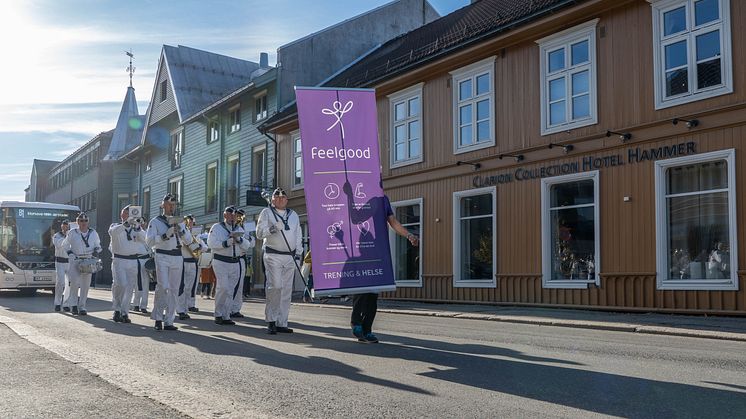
[63,213,103,316]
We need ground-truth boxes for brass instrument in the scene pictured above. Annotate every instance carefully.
[183,215,202,259]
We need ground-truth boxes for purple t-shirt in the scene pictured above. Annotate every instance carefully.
[383,195,394,218]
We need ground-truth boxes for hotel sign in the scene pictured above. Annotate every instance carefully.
[474,141,697,188]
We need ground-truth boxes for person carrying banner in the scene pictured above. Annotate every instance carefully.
[109,205,148,323]
[343,181,419,343]
[176,214,206,320]
[230,208,255,318]
[52,220,71,312]
[256,188,303,335]
[63,212,103,316]
[207,206,252,325]
[146,194,191,331]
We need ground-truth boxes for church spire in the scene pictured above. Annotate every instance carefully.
[125,50,135,88]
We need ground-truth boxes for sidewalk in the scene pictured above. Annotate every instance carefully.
[295,298,746,342]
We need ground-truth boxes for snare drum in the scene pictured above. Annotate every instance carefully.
[78,257,103,274]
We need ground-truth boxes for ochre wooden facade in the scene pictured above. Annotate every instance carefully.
[271,0,746,314]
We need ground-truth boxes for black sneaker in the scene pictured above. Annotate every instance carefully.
[266,321,277,335]
[54,305,61,312]
[187,307,199,313]
[122,316,132,324]
[177,312,190,320]
[133,306,140,312]
[79,310,87,316]
[113,311,122,322]
[220,319,235,326]
[276,326,293,334]
[230,312,244,318]
[363,333,379,343]
[140,308,149,314]
[71,306,79,315]
[163,324,178,331]
[62,306,70,312]
[154,320,163,331]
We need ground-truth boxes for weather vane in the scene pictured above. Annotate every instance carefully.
[125,50,135,87]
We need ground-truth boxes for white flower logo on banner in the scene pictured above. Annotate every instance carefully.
[322,100,354,138]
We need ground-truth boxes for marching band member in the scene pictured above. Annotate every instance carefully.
[230,208,255,318]
[130,232,152,314]
[176,214,206,320]
[256,188,302,335]
[52,220,71,312]
[109,205,147,323]
[63,212,102,316]
[146,194,191,331]
[207,206,252,325]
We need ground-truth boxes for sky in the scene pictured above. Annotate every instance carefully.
[0,0,467,201]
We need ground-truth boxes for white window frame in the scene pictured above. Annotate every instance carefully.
[168,175,183,203]
[254,91,268,122]
[229,103,241,133]
[650,0,733,109]
[226,153,240,206]
[170,128,184,169]
[208,119,220,144]
[205,161,219,212]
[450,56,496,155]
[654,148,738,290]
[537,19,599,136]
[291,130,303,190]
[541,170,600,289]
[252,143,267,187]
[388,83,424,168]
[389,198,423,287]
[452,187,496,288]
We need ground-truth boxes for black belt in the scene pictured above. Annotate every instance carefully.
[55,257,68,263]
[265,247,295,256]
[156,249,182,256]
[183,258,197,263]
[114,253,149,260]
[214,254,241,263]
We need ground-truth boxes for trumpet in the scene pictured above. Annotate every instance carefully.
[183,215,202,259]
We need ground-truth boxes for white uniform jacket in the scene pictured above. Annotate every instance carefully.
[109,222,148,257]
[146,215,192,254]
[207,222,252,260]
[52,232,71,261]
[63,228,102,259]
[256,207,302,257]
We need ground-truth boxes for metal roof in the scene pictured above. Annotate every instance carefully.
[104,86,144,160]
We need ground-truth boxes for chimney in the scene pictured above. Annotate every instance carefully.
[260,52,269,69]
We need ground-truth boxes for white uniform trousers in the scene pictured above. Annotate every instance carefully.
[151,253,183,325]
[177,259,199,313]
[264,253,295,327]
[231,260,246,314]
[65,260,91,310]
[111,258,138,313]
[131,259,149,310]
[213,258,242,320]
[54,261,69,306]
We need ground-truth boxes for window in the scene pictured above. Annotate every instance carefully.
[251,144,267,188]
[541,171,600,289]
[255,93,267,121]
[230,105,241,133]
[651,0,733,109]
[450,57,495,154]
[160,80,168,102]
[226,155,240,206]
[453,188,496,287]
[208,119,220,143]
[390,199,423,287]
[142,187,151,220]
[117,193,129,213]
[170,129,184,169]
[655,149,737,290]
[205,162,218,213]
[537,19,598,135]
[388,83,423,167]
[168,176,183,203]
[144,152,152,172]
[291,132,303,188]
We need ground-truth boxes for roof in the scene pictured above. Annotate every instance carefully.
[104,86,144,160]
[261,0,583,131]
[50,130,114,174]
[32,159,60,174]
[163,45,263,122]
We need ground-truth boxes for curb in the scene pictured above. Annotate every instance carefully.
[294,302,746,343]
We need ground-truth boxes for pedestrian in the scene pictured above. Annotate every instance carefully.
[344,182,419,343]
[207,206,253,325]
[108,205,148,323]
[301,250,313,303]
[256,188,302,335]
[146,193,191,331]
[176,215,206,320]
[52,220,71,312]
[230,208,255,318]
[63,212,103,316]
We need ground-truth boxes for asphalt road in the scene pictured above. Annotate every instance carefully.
[1,289,745,419]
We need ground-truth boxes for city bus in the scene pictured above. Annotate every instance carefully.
[0,201,80,294]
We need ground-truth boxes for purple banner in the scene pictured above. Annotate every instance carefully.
[295,87,395,296]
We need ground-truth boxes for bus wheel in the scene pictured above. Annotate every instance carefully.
[19,288,37,296]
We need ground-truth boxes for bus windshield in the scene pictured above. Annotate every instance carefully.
[0,207,79,266]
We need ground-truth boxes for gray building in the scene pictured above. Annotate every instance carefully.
[26,159,59,202]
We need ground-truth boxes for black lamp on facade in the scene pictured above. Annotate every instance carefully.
[606,130,632,142]
[498,153,524,162]
[672,117,699,128]
[548,143,574,153]
[456,160,481,170]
